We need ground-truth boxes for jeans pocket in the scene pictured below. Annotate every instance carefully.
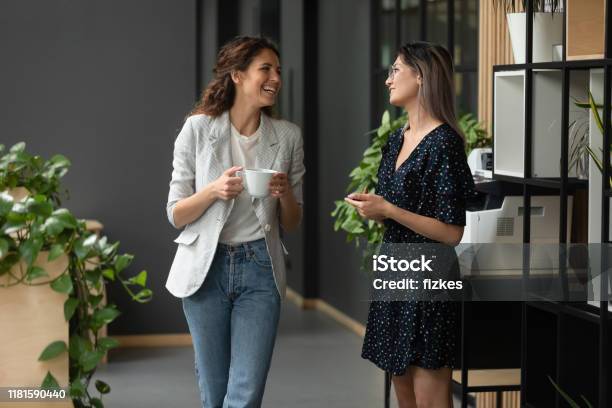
[250,245,272,268]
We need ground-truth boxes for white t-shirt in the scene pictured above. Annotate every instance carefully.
[218,119,266,244]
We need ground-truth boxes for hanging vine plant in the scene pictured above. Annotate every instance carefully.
[0,142,152,408]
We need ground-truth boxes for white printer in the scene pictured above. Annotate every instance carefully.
[462,148,573,244]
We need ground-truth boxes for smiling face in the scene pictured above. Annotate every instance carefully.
[385,55,421,107]
[232,48,281,110]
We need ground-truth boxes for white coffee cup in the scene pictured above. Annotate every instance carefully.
[236,168,278,198]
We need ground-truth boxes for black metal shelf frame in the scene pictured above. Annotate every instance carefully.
[489,1,612,407]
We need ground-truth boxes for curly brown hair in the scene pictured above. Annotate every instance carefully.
[189,36,280,118]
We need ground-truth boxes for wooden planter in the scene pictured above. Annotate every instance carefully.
[0,254,73,408]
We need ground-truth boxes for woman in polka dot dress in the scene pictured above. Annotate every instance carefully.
[345,41,476,407]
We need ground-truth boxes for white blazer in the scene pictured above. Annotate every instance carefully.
[165,111,305,299]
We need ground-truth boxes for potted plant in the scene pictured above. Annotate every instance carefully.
[494,0,563,63]
[0,142,152,408]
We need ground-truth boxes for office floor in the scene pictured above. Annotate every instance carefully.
[92,300,462,407]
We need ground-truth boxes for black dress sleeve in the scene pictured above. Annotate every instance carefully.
[420,131,476,226]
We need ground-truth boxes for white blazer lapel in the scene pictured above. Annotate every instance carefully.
[254,114,280,171]
[208,111,233,178]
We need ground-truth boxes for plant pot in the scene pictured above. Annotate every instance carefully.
[506,12,563,63]
[0,253,73,408]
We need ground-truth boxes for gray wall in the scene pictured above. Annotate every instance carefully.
[316,0,373,323]
[202,0,218,86]
[0,0,196,335]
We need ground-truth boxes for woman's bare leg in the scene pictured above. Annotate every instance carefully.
[392,371,417,408]
[410,365,453,408]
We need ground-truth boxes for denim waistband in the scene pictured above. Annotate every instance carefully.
[216,238,267,254]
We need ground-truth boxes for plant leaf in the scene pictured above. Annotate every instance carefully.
[128,270,147,287]
[40,371,61,390]
[101,268,115,281]
[50,274,73,294]
[27,265,49,281]
[0,238,10,259]
[95,379,111,394]
[91,397,104,408]
[64,297,79,321]
[97,337,120,351]
[114,254,133,273]
[80,350,104,372]
[19,237,43,266]
[68,334,92,360]
[38,340,67,361]
[47,243,64,261]
[133,288,153,302]
[69,379,86,397]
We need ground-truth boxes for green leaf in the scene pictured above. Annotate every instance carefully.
[68,334,92,360]
[588,90,605,135]
[9,142,26,153]
[43,217,65,236]
[40,371,61,390]
[27,265,49,281]
[0,238,10,259]
[84,268,102,284]
[38,340,67,361]
[50,274,73,294]
[0,192,13,216]
[89,294,104,307]
[74,234,96,260]
[101,268,115,281]
[47,243,65,261]
[97,337,120,352]
[381,110,390,126]
[91,397,104,408]
[0,253,19,275]
[19,237,43,266]
[95,379,111,394]
[91,306,121,330]
[51,208,77,228]
[128,270,147,287]
[69,379,86,397]
[133,288,153,302]
[548,375,580,408]
[80,350,104,372]
[25,196,53,217]
[580,394,594,408]
[63,297,79,321]
[114,254,133,273]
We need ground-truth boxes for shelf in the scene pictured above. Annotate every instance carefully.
[494,60,611,71]
[527,300,612,323]
[492,174,589,190]
[452,369,520,391]
[493,69,591,179]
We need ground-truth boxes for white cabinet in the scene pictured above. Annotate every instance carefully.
[494,69,590,178]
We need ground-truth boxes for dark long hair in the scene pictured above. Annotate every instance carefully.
[397,41,464,143]
[189,36,279,118]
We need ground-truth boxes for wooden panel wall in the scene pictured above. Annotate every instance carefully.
[478,0,517,134]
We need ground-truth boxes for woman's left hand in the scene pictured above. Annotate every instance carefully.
[344,192,390,221]
[269,172,291,199]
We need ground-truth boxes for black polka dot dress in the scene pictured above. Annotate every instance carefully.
[361,123,476,374]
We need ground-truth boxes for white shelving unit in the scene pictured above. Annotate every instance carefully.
[494,69,590,178]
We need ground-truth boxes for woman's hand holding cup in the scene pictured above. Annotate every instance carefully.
[213,166,244,200]
[269,172,290,198]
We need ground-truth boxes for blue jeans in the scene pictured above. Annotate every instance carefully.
[182,238,281,408]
